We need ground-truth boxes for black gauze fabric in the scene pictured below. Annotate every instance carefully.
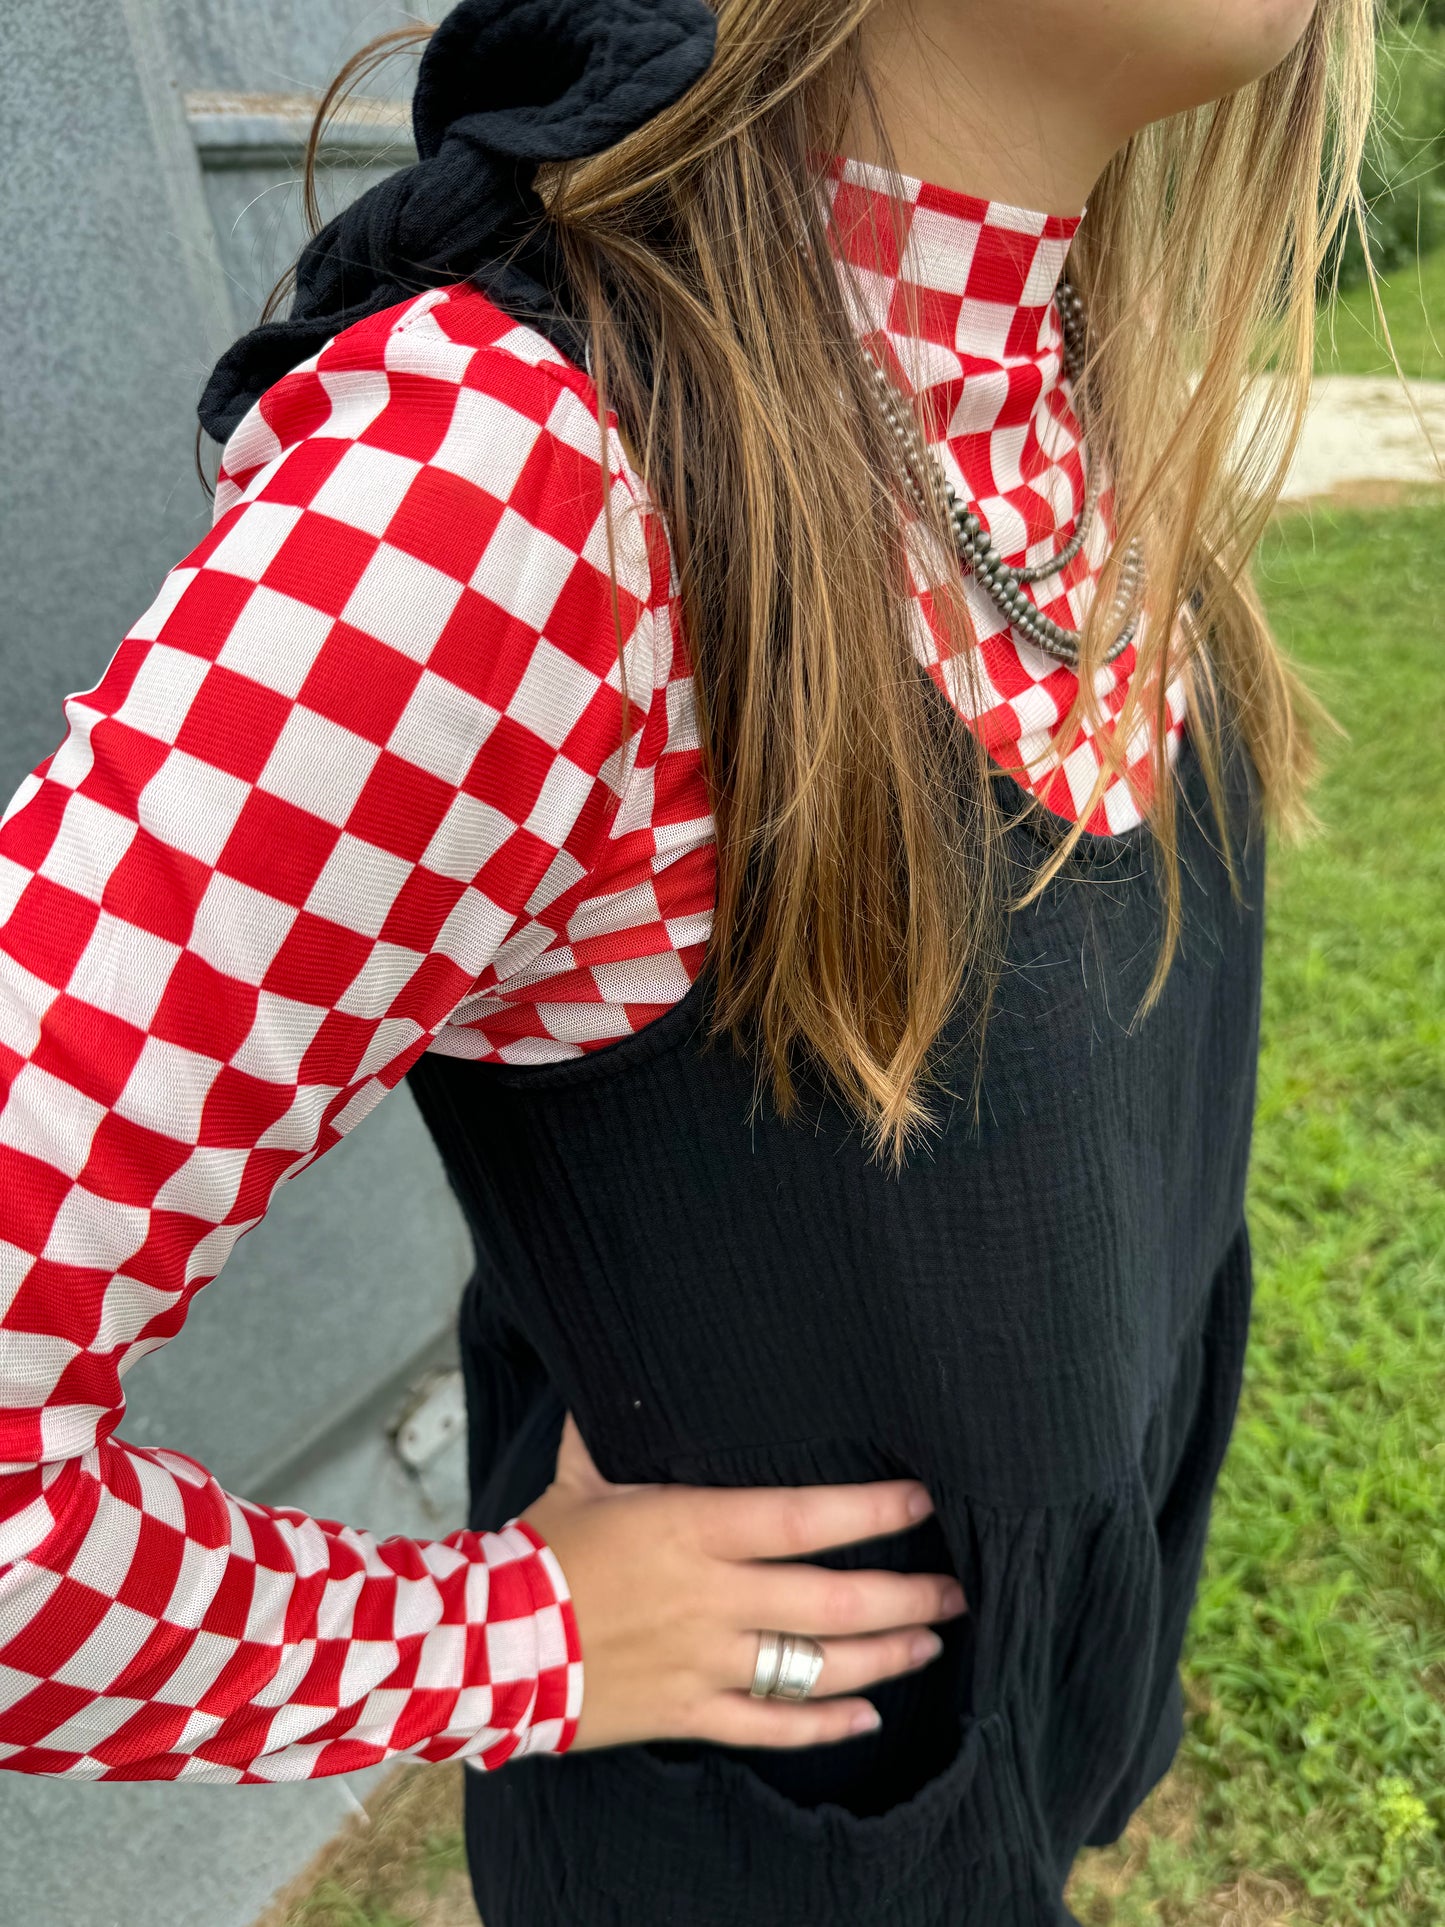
[196,0,717,444]
[405,723,1267,1926]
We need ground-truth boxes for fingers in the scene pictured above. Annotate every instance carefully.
[704,1691,887,1749]
[800,1627,945,1699]
[749,1564,966,1638]
[698,1479,934,1560]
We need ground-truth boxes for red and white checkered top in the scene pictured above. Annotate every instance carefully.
[0,159,1185,1783]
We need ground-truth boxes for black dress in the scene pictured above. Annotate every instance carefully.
[403,718,1266,1926]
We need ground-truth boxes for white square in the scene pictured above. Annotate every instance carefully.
[113,643,211,745]
[67,1488,142,1592]
[188,869,298,983]
[902,205,982,294]
[126,567,199,643]
[340,542,466,660]
[94,1272,181,1353]
[230,990,330,1084]
[0,1063,105,1177]
[205,501,304,582]
[384,307,476,386]
[413,1623,466,1690]
[216,584,334,698]
[37,791,137,902]
[955,297,1017,361]
[355,1014,423,1081]
[257,705,379,828]
[431,385,540,499]
[137,747,251,866]
[154,1144,250,1223]
[470,508,578,631]
[153,1628,244,1707]
[524,751,593,841]
[507,639,600,752]
[5,1332,83,1410]
[43,1184,148,1272]
[254,1084,336,1153]
[334,942,423,1018]
[314,365,391,439]
[309,443,423,537]
[67,915,183,1031]
[433,885,515,974]
[386,669,499,785]
[421,792,516,884]
[304,831,413,940]
[483,1612,539,1684]
[114,1033,223,1144]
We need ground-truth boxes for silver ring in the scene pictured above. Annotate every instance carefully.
[749,1630,824,1700]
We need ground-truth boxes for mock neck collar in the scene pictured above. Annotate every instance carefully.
[823,153,1083,447]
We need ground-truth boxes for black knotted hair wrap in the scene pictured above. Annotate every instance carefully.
[197,0,718,445]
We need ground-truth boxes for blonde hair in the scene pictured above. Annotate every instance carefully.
[295,0,1378,1163]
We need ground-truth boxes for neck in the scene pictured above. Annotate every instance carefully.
[845,0,1122,217]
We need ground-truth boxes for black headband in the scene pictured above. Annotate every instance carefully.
[197,0,717,445]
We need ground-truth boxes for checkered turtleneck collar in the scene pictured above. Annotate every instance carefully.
[823,155,1186,836]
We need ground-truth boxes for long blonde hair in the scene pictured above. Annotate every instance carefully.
[293,1,1377,1162]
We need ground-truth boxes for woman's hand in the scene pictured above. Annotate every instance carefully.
[520,1414,966,1753]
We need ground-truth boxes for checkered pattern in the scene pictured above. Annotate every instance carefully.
[826,156,1188,834]
[0,155,1187,1783]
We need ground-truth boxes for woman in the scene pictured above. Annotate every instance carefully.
[0,0,1373,1920]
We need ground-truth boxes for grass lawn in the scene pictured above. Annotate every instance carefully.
[1317,247,1445,380]
[267,500,1445,1927]
[1070,497,1445,1924]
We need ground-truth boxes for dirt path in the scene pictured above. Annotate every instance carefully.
[1280,374,1445,501]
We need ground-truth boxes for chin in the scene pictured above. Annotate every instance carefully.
[1215,0,1320,92]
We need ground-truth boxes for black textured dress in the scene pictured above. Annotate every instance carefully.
[404,718,1265,1925]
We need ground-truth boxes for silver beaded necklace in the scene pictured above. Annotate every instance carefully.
[866,277,1145,670]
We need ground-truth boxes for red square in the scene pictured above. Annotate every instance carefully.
[462,714,549,821]
[299,1007,378,1087]
[0,874,101,989]
[429,590,534,708]
[347,751,454,864]
[362,368,457,463]
[296,622,421,745]
[174,663,292,784]
[151,950,259,1064]
[76,717,169,821]
[156,569,255,661]
[100,830,207,947]
[0,775,65,873]
[385,465,502,581]
[253,433,348,510]
[199,1064,295,1148]
[217,789,338,907]
[82,1109,192,1208]
[263,512,381,617]
[379,864,465,953]
[264,910,371,1007]
[32,991,146,1108]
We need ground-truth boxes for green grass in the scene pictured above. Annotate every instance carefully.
[1317,246,1445,380]
[1071,500,1445,1924]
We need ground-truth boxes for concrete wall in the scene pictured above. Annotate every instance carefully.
[0,6,476,1923]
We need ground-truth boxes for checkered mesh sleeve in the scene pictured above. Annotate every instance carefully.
[0,286,676,1778]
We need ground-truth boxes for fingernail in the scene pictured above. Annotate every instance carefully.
[910,1631,944,1665]
[941,1582,966,1615]
[850,1705,883,1734]
[907,1487,934,1521]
